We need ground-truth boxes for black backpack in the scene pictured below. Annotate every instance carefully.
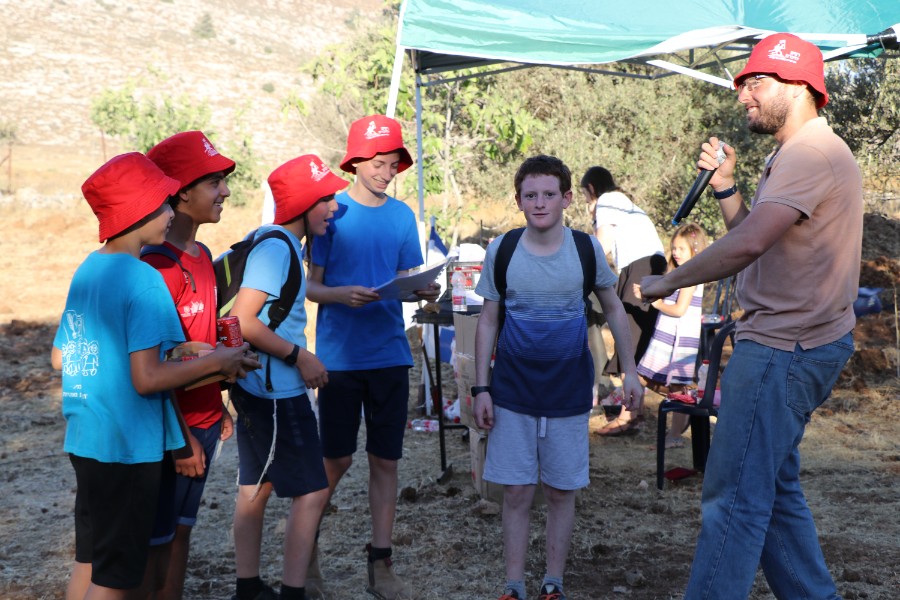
[213,229,303,392]
[493,227,597,332]
[140,241,213,299]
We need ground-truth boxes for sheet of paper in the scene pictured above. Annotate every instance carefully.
[374,259,448,301]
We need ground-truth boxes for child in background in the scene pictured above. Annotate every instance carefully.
[633,222,709,448]
[52,152,258,600]
[142,131,237,600]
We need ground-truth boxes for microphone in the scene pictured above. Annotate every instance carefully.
[672,142,727,225]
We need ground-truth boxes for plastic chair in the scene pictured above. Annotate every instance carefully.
[656,319,736,490]
[696,276,737,371]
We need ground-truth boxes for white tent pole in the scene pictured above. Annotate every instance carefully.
[386,44,406,118]
[646,59,734,88]
[415,69,425,222]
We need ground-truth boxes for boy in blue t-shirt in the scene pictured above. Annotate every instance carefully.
[472,155,644,600]
[53,152,258,599]
[228,154,349,600]
[306,115,439,600]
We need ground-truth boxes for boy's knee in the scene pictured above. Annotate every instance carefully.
[503,484,536,510]
[541,483,576,505]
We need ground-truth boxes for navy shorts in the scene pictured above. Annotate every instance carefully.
[232,385,328,498]
[70,454,161,589]
[150,421,221,545]
[318,366,409,461]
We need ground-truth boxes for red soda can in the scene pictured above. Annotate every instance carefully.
[216,316,243,347]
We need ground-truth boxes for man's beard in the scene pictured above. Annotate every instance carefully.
[748,89,790,135]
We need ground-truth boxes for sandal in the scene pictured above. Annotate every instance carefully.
[594,417,640,436]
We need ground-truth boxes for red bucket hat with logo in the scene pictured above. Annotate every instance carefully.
[82,152,181,242]
[339,114,413,174]
[268,154,349,225]
[734,32,828,108]
[146,130,236,190]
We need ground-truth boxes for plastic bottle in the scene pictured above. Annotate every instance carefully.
[451,269,467,312]
[409,418,440,432]
[697,360,710,398]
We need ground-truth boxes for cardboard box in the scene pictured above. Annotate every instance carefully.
[452,312,479,356]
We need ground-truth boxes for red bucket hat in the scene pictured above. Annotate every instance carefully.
[734,33,828,108]
[82,152,181,242]
[146,131,236,190]
[340,114,413,174]
[268,154,349,225]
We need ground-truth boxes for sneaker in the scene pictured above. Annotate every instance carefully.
[365,548,412,600]
[538,583,566,600]
[306,542,325,599]
[498,590,521,600]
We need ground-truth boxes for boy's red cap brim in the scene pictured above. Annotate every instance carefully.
[268,154,349,225]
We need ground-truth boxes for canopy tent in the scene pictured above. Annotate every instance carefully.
[385,0,900,221]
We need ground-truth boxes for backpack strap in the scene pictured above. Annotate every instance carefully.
[571,229,597,306]
[196,241,213,262]
[493,228,597,333]
[253,230,302,332]
[140,244,199,294]
[493,227,525,333]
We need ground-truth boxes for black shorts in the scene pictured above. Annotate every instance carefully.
[232,385,328,499]
[70,454,162,589]
[318,366,410,461]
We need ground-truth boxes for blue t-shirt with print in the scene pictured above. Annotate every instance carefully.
[234,224,309,399]
[311,191,423,370]
[54,251,186,464]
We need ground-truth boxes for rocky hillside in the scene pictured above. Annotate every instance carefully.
[0,0,380,168]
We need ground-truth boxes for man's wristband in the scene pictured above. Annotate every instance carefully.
[471,385,491,396]
[712,184,738,200]
[283,344,300,366]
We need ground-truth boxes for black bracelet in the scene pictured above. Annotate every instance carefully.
[712,184,738,200]
[471,385,491,396]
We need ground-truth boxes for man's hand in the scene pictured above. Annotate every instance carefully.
[473,391,494,430]
[620,372,644,415]
[174,432,206,478]
[700,137,736,191]
[638,275,674,303]
[220,409,234,441]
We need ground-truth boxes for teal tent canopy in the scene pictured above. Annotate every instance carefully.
[386,0,900,219]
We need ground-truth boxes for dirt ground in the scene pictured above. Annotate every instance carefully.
[0,200,898,600]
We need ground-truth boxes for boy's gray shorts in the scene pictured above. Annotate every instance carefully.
[484,405,590,490]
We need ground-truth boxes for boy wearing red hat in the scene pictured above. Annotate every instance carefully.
[141,131,238,600]
[306,114,439,600]
[52,152,258,600]
[641,33,862,599]
[227,155,348,600]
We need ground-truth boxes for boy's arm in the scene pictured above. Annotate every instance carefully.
[129,342,258,396]
[306,264,380,308]
[594,286,644,413]
[473,299,500,430]
[51,346,62,370]
[230,287,328,389]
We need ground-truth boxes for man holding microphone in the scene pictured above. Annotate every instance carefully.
[641,33,862,600]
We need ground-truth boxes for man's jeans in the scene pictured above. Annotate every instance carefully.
[685,332,854,600]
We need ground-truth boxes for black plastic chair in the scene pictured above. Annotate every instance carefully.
[656,319,736,490]
[696,276,737,371]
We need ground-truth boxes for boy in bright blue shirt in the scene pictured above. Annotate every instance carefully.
[53,152,257,600]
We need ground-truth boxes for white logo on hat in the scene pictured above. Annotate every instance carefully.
[309,160,330,182]
[767,39,801,64]
[364,120,391,139]
[202,138,219,157]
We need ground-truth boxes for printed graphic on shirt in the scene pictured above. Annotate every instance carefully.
[59,310,100,378]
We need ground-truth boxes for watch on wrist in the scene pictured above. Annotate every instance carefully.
[283,344,300,366]
[471,385,491,396]
[712,184,738,200]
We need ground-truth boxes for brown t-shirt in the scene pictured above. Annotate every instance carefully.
[736,117,862,351]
